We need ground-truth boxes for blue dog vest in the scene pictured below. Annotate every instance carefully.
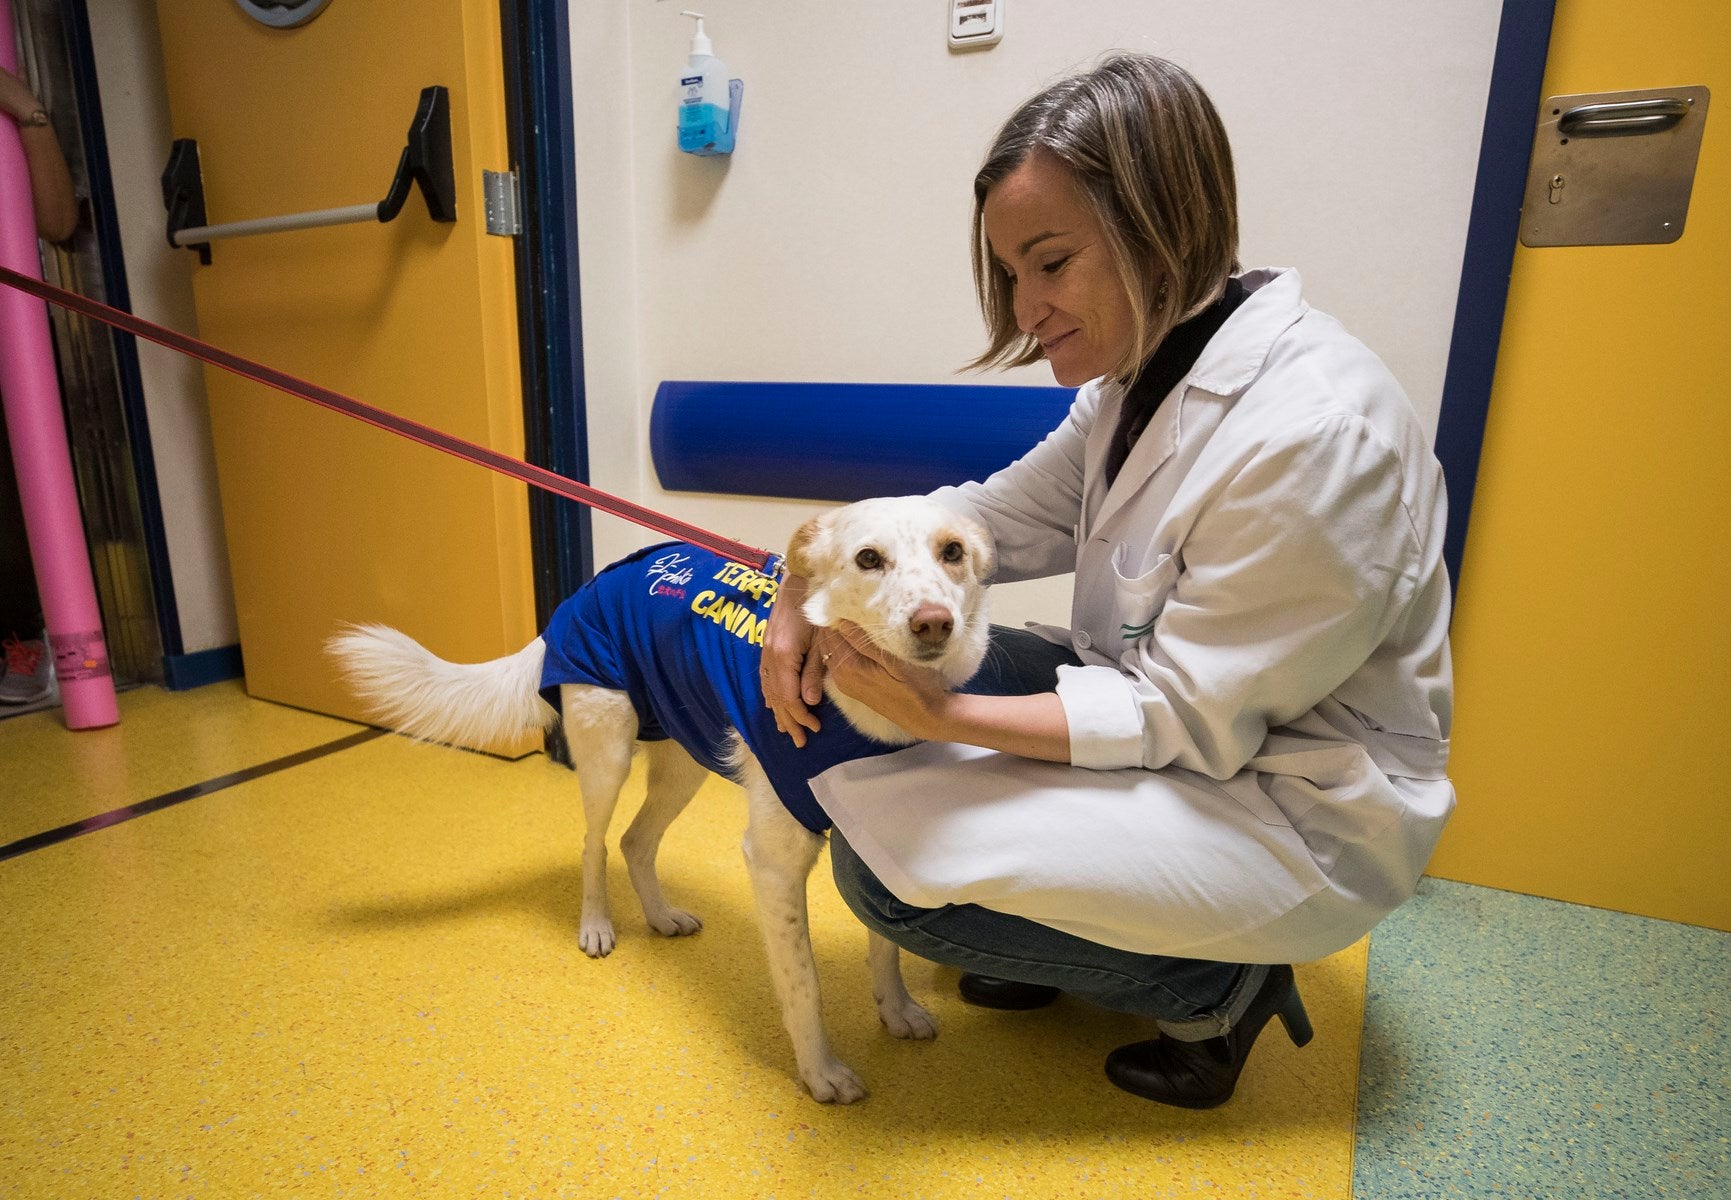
[539,543,900,833]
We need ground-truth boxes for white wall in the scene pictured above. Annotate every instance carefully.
[86,0,237,655]
[571,0,1502,626]
[84,1,1504,654]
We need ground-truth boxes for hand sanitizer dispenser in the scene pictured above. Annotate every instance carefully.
[677,10,741,156]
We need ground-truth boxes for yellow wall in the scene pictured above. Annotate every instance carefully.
[152,1,537,747]
[1431,2,1730,928]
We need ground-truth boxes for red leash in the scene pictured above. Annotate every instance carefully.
[0,265,780,573]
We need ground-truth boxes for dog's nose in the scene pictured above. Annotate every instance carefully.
[909,605,954,647]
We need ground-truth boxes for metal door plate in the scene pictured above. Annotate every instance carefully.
[1521,86,1709,246]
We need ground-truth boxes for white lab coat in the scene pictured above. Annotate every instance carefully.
[812,268,1455,964]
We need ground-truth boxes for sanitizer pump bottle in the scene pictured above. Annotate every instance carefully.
[677,11,732,155]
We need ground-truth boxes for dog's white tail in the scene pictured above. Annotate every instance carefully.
[326,623,556,750]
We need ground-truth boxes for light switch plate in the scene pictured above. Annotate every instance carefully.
[949,0,1003,50]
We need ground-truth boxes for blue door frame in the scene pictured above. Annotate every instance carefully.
[1436,0,1557,592]
[55,0,596,684]
[502,0,595,620]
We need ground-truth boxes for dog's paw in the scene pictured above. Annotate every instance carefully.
[801,1058,868,1105]
[878,998,939,1041]
[646,907,703,938]
[578,919,617,958]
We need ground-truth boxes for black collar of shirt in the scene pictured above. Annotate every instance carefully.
[1104,276,1247,486]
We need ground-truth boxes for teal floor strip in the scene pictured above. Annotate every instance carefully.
[1356,877,1730,1198]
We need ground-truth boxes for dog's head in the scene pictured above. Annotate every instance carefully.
[785,496,994,690]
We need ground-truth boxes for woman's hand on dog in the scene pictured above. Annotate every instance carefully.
[819,622,1076,763]
[762,571,827,746]
[814,622,951,740]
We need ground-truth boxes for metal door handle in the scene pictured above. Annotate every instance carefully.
[1558,98,1689,137]
[161,86,456,265]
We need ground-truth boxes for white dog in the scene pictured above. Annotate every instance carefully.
[328,495,993,1103]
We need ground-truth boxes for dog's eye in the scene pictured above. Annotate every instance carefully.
[941,540,964,564]
[855,548,883,571]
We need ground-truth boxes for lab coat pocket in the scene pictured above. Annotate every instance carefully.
[1110,546,1178,644]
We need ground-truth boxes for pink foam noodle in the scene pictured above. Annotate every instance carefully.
[0,0,118,729]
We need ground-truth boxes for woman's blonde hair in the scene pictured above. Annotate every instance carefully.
[969,54,1240,383]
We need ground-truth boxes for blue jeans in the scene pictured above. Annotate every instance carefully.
[828,625,1266,1039]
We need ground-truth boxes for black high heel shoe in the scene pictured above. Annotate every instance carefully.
[1103,963,1313,1109]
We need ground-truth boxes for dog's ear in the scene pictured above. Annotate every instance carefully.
[959,513,996,580]
[785,515,828,579]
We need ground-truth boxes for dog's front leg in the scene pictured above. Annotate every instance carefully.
[868,932,938,1040]
[737,758,866,1104]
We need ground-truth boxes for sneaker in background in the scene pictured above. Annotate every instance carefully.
[0,633,54,705]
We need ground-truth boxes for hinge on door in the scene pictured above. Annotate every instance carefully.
[483,170,521,236]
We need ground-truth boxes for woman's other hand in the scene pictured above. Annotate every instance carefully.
[815,621,950,740]
[820,620,1074,762]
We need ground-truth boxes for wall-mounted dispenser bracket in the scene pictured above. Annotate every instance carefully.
[681,79,743,156]
[161,84,457,264]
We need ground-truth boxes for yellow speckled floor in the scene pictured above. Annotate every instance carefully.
[0,681,359,845]
[2,683,1365,1197]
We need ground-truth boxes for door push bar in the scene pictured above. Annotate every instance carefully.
[1557,97,1690,138]
[161,85,456,265]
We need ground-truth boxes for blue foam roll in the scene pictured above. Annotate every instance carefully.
[650,380,1076,503]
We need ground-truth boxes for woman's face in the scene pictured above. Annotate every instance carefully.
[982,150,1138,387]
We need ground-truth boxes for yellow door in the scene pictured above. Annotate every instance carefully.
[1432,1,1729,929]
[153,1,537,747]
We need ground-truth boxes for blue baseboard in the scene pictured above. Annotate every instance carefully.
[161,644,244,691]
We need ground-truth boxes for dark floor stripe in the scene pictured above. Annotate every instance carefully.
[0,728,387,863]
